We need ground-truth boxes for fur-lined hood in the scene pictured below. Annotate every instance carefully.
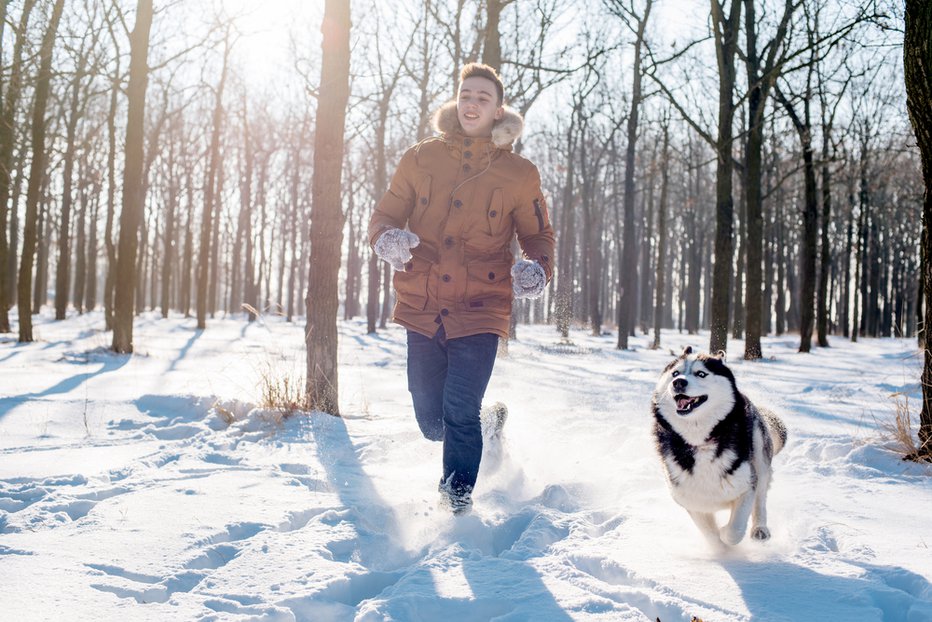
[430,100,524,149]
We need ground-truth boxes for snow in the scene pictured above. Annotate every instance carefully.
[1,310,930,621]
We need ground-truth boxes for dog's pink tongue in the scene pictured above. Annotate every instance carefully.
[676,397,691,410]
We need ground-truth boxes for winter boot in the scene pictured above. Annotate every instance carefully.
[439,479,473,516]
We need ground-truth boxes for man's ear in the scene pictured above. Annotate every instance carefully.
[494,106,504,120]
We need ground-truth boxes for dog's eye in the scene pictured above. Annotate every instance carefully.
[671,371,680,377]
[695,371,707,378]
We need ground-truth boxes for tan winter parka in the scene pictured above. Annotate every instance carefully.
[368,101,556,339]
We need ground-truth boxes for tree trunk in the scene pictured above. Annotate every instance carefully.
[709,0,742,354]
[617,1,651,349]
[776,82,818,353]
[208,162,224,317]
[817,128,833,347]
[111,0,153,353]
[306,0,351,415]
[54,53,91,321]
[0,0,37,333]
[85,188,99,311]
[742,0,794,355]
[161,136,178,318]
[904,0,932,458]
[368,93,393,333]
[639,157,656,335]
[196,35,230,329]
[181,196,193,317]
[73,165,88,314]
[481,0,504,72]
[17,0,65,342]
[103,66,120,330]
[555,121,576,340]
[652,122,670,350]
[230,107,252,316]
[33,197,49,313]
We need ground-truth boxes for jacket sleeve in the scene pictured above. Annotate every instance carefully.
[513,163,556,282]
[368,147,417,248]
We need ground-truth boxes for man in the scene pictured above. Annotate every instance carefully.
[368,63,555,515]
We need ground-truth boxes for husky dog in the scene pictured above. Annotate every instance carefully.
[652,347,787,546]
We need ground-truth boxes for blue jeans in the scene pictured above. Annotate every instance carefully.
[406,325,499,495]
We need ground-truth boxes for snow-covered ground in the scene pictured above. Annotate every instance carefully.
[1,310,930,621]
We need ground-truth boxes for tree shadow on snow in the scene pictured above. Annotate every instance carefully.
[166,328,203,372]
[0,352,130,419]
[722,558,932,620]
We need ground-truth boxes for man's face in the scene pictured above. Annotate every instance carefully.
[457,76,504,137]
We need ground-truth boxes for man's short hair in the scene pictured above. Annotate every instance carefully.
[459,63,504,105]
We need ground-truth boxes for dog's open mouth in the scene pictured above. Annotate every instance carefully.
[674,394,708,415]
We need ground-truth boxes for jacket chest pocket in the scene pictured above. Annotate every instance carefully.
[486,188,510,237]
[411,175,433,224]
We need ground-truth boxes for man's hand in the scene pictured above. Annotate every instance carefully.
[511,259,546,299]
[374,228,420,271]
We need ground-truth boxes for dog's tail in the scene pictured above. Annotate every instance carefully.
[761,409,787,455]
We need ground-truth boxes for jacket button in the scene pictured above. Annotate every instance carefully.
[464,138,473,147]
[404,261,414,270]
[444,236,454,248]
[453,199,462,208]
[464,151,472,159]
[489,210,497,217]
[488,272,495,280]
[463,164,471,172]
[441,308,449,316]
[420,197,428,205]
[442,274,451,282]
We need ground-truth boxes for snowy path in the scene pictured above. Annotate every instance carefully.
[1,312,930,621]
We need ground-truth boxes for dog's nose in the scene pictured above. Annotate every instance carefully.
[672,378,688,392]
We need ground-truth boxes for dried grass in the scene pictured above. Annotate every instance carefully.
[882,392,932,463]
[257,361,307,419]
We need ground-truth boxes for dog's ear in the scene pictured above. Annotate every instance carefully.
[681,346,693,357]
[714,349,727,362]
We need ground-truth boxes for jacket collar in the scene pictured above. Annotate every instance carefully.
[430,100,524,151]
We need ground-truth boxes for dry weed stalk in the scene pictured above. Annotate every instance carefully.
[884,392,932,462]
[258,360,307,419]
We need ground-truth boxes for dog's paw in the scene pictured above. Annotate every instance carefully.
[751,526,771,541]
[719,526,744,546]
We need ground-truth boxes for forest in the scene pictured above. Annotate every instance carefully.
[0,1,928,420]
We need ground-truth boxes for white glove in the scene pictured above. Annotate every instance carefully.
[374,228,420,271]
[511,259,546,299]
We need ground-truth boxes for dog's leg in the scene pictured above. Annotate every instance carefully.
[719,492,754,545]
[750,467,772,541]
[687,510,721,545]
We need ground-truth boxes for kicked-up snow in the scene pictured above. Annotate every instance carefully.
[1,311,930,621]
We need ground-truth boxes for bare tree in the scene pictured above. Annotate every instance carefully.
[17,0,66,342]
[651,115,670,349]
[707,0,742,354]
[55,8,104,320]
[741,0,795,359]
[0,0,37,333]
[111,0,154,353]
[196,31,231,330]
[606,0,653,349]
[904,0,932,460]
[305,0,351,415]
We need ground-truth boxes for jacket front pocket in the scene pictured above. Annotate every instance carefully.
[393,256,431,311]
[463,260,512,313]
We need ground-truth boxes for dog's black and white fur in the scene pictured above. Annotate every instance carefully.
[652,347,787,546]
